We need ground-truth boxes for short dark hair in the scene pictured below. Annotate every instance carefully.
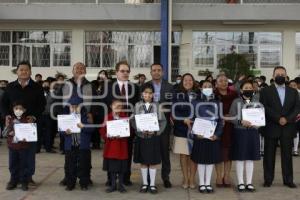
[35,73,42,78]
[17,61,31,70]
[294,77,300,84]
[150,63,163,70]
[141,84,154,93]
[240,80,253,90]
[115,61,130,72]
[260,75,266,82]
[12,100,26,109]
[273,66,286,75]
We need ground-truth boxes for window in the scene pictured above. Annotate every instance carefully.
[193,32,282,68]
[84,31,181,68]
[0,30,71,67]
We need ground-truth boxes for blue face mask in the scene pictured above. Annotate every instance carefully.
[202,88,213,97]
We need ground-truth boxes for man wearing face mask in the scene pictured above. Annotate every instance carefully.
[260,66,300,188]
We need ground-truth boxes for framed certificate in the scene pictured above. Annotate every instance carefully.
[135,113,159,132]
[107,119,130,138]
[57,114,81,133]
[242,108,265,127]
[192,118,217,139]
[14,123,37,142]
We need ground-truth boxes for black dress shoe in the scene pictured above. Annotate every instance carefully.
[65,185,75,191]
[118,185,127,193]
[284,182,297,188]
[46,149,57,153]
[6,181,17,190]
[59,178,67,186]
[123,180,133,186]
[105,181,111,187]
[139,185,148,193]
[21,183,29,191]
[163,180,172,188]
[106,186,117,193]
[263,182,272,187]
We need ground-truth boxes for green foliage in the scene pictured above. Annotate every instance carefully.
[217,52,253,80]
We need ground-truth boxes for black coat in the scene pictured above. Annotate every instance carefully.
[259,85,300,138]
[1,79,46,119]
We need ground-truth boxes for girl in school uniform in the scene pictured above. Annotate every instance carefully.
[229,81,262,192]
[99,99,130,193]
[191,80,223,193]
[132,84,167,194]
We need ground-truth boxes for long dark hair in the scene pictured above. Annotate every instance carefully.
[178,73,197,93]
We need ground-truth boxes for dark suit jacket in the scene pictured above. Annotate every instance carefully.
[103,80,140,112]
[259,85,300,138]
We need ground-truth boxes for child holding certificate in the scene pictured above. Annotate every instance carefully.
[3,101,30,191]
[191,80,223,193]
[60,97,93,191]
[229,81,262,192]
[99,99,129,193]
[132,85,166,194]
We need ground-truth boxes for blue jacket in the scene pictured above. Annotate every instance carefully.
[172,90,200,138]
[60,108,94,150]
[192,95,223,138]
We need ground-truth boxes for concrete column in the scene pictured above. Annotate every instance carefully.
[71,29,84,66]
[282,30,296,77]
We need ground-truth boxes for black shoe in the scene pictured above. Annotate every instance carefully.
[206,185,214,193]
[106,186,117,193]
[46,149,57,153]
[246,184,256,192]
[21,183,28,191]
[81,186,88,191]
[59,178,67,186]
[284,182,297,188]
[198,185,206,193]
[263,182,272,187]
[118,185,127,193]
[60,151,65,155]
[163,180,172,188]
[293,151,299,156]
[65,185,75,191]
[149,186,158,194]
[123,180,133,186]
[105,181,111,187]
[139,185,148,193]
[237,184,246,192]
[28,178,36,186]
[6,181,17,190]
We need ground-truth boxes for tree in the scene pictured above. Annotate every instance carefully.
[217,52,253,80]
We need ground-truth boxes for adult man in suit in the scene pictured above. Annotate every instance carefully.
[103,61,140,186]
[143,63,174,188]
[260,66,300,188]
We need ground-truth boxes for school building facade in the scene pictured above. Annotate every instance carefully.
[0,0,300,82]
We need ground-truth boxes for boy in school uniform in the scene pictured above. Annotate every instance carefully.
[60,96,93,191]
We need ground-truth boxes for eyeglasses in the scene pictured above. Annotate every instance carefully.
[119,70,130,74]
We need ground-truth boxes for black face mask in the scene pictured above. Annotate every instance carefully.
[242,90,254,99]
[275,76,286,85]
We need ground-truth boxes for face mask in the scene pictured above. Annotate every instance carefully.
[14,109,24,118]
[202,88,213,97]
[275,76,286,85]
[176,80,181,84]
[242,90,254,99]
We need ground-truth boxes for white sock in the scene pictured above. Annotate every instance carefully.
[245,160,254,185]
[236,161,244,185]
[141,168,148,185]
[149,168,156,186]
[198,164,205,186]
[294,133,299,152]
[260,136,264,152]
[205,165,213,186]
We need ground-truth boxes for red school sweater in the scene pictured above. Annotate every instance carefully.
[99,112,129,160]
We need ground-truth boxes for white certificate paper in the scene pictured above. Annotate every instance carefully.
[57,114,81,133]
[242,108,266,127]
[14,123,37,142]
[107,119,130,138]
[192,118,217,139]
[135,113,160,132]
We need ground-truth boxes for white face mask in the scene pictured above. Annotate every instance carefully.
[202,88,213,97]
[176,80,181,84]
[14,109,24,118]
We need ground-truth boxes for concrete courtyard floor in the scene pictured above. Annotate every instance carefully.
[0,139,300,200]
